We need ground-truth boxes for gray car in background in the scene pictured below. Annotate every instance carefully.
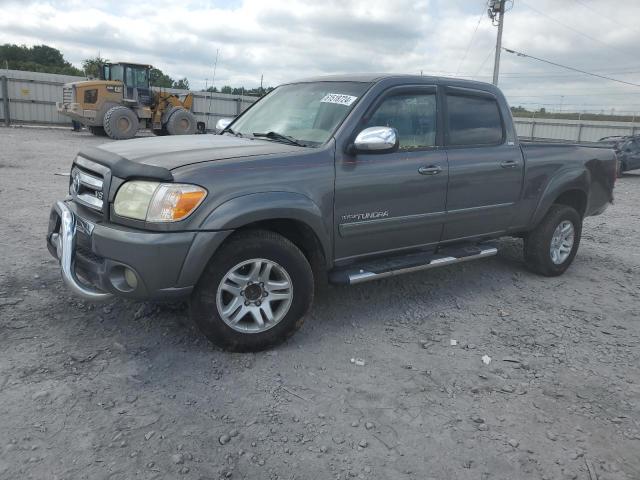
[47,74,617,351]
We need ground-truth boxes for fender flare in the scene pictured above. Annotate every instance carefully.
[200,191,332,263]
[529,167,590,228]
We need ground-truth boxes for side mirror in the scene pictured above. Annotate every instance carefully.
[352,126,398,153]
[216,118,233,132]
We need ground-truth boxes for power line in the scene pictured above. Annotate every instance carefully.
[519,0,637,61]
[572,0,640,36]
[472,46,496,79]
[502,47,640,88]
[455,4,487,77]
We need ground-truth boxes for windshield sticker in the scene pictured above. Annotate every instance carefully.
[320,93,358,106]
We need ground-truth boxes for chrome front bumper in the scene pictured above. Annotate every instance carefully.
[50,201,113,301]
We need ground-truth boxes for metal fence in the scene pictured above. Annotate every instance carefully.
[513,116,639,143]
[0,69,256,129]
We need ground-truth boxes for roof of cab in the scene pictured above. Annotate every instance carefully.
[287,73,499,92]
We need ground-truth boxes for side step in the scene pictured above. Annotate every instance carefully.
[329,244,498,285]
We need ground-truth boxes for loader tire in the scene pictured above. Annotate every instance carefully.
[103,106,139,140]
[165,108,197,135]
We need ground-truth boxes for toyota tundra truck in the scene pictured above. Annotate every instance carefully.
[47,74,617,351]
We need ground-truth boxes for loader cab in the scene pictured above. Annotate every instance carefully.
[101,62,153,106]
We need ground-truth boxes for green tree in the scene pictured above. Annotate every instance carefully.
[172,78,190,90]
[150,68,174,88]
[30,45,66,66]
[0,43,83,75]
[82,56,108,78]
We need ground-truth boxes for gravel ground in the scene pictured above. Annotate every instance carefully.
[0,126,639,480]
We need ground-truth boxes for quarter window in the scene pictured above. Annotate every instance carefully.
[364,93,437,150]
[446,94,503,146]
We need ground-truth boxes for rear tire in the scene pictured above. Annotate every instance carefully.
[103,106,139,140]
[88,126,108,136]
[190,230,314,352]
[524,204,582,277]
[165,108,197,135]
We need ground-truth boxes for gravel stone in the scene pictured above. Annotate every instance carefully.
[0,128,638,480]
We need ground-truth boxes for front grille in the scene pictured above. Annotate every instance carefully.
[71,156,110,213]
[62,86,74,104]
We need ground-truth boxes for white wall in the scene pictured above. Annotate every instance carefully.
[0,69,256,127]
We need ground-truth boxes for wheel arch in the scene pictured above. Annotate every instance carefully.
[529,168,590,228]
[193,192,332,284]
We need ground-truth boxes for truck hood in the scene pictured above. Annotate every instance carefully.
[96,134,303,171]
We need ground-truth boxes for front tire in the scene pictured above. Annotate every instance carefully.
[524,204,582,276]
[190,230,314,352]
[103,106,139,140]
[165,108,197,135]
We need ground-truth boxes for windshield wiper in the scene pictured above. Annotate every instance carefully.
[221,127,243,137]
[252,131,307,147]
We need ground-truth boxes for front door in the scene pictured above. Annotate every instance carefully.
[442,87,524,241]
[334,87,448,263]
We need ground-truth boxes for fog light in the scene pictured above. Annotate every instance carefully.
[124,268,138,289]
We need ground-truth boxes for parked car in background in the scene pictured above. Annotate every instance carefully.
[616,136,640,176]
[599,135,640,176]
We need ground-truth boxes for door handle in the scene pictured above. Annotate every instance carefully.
[418,165,442,175]
[500,160,518,168]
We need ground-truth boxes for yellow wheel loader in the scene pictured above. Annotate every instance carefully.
[57,62,198,140]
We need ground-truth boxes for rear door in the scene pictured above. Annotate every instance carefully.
[442,87,524,241]
[334,86,448,262]
[622,138,640,170]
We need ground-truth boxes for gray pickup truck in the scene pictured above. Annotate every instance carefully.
[47,74,617,351]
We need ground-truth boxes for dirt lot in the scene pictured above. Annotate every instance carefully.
[0,126,638,480]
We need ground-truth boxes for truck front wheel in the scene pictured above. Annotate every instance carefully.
[524,204,582,276]
[190,230,314,352]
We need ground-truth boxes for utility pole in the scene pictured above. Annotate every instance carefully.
[488,0,506,86]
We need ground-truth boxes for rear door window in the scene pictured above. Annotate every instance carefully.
[446,93,503,146]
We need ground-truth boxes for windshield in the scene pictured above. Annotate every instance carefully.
[110,65,124,82]
[126,67,149,88]
[229,81,369,146]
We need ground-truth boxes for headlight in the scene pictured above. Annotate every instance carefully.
[113,181,207,222]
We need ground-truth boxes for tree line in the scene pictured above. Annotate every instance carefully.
[0,44,271,95]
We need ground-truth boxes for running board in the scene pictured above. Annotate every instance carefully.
[329,245,498,285]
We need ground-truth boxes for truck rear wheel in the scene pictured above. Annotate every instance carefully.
[165,108,197,135]
[190,230,314,352]
[103,106,139,140]
[524,204,582,277]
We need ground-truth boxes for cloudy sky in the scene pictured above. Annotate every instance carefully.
[2,0,640,114]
